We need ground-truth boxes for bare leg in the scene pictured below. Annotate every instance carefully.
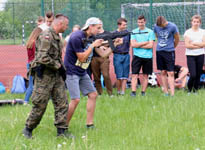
[116,79,122,93]
[161,70,168,94]
[181,76,187,88]
[121,79,127,94]
[86,92,98,125]
[131,74,138,92]
[167,71,175,96]
[67,99,80,125]
[142,74,148,92]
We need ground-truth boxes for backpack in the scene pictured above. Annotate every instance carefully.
[200,74,205,83]
[0,82,6,94]
[11,75,26,94]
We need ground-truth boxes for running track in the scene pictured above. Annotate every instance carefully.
[0,42,186,89]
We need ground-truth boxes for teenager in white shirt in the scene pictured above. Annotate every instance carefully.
[184,15,205,93]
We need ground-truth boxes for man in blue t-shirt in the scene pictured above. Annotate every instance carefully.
[154,16,179,96]
[130,15,155,97]
[64,17,103,129]
[113,18,131,95]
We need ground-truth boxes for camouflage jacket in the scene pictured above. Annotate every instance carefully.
[31,27,63,71]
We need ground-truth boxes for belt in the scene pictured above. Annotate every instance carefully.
[114,52,129,55]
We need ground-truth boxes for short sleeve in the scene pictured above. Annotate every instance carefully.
[173,24,179,35]
[65,35,70,42]
[131,29,137,40]
[149,30,156,41]
[69,36,84,53]
[131,33,136,40]
[184,30,189,38]
[203,29,205,37]
[153,25,157,33]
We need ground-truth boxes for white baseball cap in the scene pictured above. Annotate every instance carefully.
[81,17,102,31]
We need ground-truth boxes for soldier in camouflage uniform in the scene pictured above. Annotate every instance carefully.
[22,14,73,139]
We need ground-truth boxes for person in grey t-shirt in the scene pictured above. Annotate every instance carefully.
[154,16,180,96]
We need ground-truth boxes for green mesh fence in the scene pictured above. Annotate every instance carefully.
[0,0,205,45]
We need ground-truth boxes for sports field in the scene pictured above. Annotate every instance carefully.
[0,88,205,150]
[0,41,186,89]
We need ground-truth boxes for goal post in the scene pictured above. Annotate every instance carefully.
[121,1,205,34]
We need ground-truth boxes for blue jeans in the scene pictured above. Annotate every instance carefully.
[113,53,130,79]
[24,63,33,103]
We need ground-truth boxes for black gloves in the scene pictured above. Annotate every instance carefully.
[59,66,66,81]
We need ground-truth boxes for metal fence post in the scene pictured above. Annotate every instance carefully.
[52,0,54,14]
[183,0,186,33]
[197,0,200,15]
[149,0,153,29]
[22,24,25,46]
[41,0,45,17]
[12,2,15,44]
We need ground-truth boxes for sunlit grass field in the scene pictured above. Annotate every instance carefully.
[0,88,205,150]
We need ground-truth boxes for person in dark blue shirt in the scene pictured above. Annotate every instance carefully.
[64,17,103,129]
[113,18,131,95]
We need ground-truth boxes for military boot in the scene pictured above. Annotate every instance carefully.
[57,128,75,139]
[22,127,33,139]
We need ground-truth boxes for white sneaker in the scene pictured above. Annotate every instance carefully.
[23,102,29,106]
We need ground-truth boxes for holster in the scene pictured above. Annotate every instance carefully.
[32,64,45,79]
[58,66,66,81]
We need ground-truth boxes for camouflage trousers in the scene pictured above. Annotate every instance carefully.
[26,69,69,129]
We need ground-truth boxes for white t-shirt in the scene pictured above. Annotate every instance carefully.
[39,23,63,39]
[39,23,49,31]
[184,28,205,56]
[64,35,70,42]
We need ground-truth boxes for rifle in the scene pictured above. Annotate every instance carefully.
[0,99,24,106]
[82,30,148,51]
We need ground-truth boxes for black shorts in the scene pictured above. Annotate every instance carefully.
[156,51,175,71]
[131,55,153,75]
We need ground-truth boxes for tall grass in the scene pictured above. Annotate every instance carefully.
[0,88,205,150]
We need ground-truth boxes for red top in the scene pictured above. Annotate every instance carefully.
[27,42,35,63]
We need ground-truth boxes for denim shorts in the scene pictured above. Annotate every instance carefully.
[113,53,130,79]
[65,74,96,99]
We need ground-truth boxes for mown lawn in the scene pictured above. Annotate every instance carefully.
[0,88,205,150]
[0,39,22,45]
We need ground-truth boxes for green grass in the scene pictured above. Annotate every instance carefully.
[1,88,205,150]
[0,39,22,45]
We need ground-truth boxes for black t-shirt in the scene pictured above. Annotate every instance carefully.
[174,65,182,79]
